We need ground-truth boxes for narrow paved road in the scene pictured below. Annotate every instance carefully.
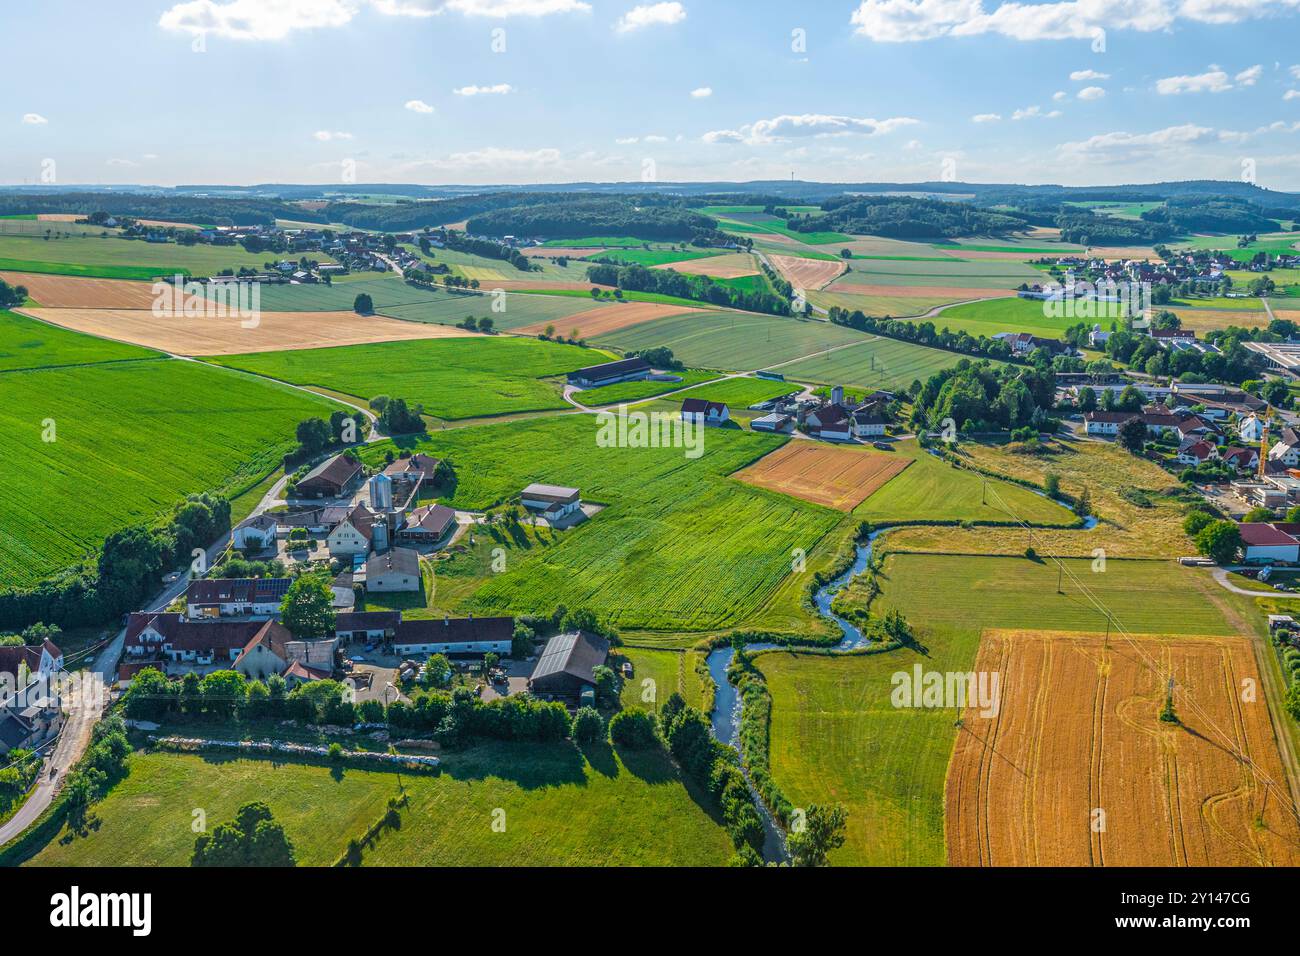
[1211,566,1300,598]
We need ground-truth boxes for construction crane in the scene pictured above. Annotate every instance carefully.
[1260,419,1271,480]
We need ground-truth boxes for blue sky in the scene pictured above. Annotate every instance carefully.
[4,0,1300,189]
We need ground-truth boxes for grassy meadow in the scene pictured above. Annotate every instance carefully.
[208,337,608,421]
[0,309,158,371]
[775,336,980,393]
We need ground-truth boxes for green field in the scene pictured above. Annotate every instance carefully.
[774,336,980,393]
[760,552,1249,865]
[618,647,707,713]
[596,310,870,370]
[667,375,799,408]
[0,358,341,585]
[361,415,846,633]
[587,248,723,267]
[713,213,853,245]
[208,337,608,421]
[26,745,733,867]
[920,296,1083,339]
[856,440,1072,525]
[0,309,158,371]
[0,234,329,279]
[832,257,1040,288]
[809,289,978,318]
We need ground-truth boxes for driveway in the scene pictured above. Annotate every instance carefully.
[1211,566,1300,598]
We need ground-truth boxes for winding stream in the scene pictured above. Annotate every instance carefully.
[705,532,878,862]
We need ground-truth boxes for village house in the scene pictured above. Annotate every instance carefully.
[334,611,401,644]
[294,454,364,499]
[1270,427,1300,467]
[1239,523,1300,565]
[366,547,422,593]
[681,398,731,426]
[184,578,291,620]
[391,615,514,658]
[852,407,890,438]
[0,640,63,693]
[1220,446,1260,473]
[233,621,334,682]
[1238,414,1266,443]
[231,513,278,552]
[1082,410,1133,436]
[1176,439,1219,466]
[529,631,610,700]
[123,613,265,668]
[520,483,582,521]
[567,357,651,389]
[802,403,853,441]
[328,504,379,558]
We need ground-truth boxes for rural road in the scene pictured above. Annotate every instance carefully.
[1211,566,1300,598]
[0,631,121,848]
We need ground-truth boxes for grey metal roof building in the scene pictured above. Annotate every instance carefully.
[529,631,609,698]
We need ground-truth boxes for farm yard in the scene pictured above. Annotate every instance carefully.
[27,745,733,867]
[17,307,473,356]
[733,441,911,512]
[208,336,605,420]
[947,630,1300,866]
[0,357,341,586]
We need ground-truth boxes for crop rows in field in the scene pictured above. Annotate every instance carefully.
[775,336,975,393]
[361,415,845,632]
[0,358,341,585]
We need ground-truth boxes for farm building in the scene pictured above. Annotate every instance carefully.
[751,413,794,434]
[1239,523,1300,565]
[328,504,379,557]
[295,454,364,499]
[366,547,422,592]
[568,357,651,388]
[232,621,298,682]
[681,398,730,426]
[529,631,610,699]
[184,577,291,620]
[369,472,394,511]
[0,640,63,691]
[398,503,457,545]
[1083,410,1133,436]
[802,403,852,442]
[851,408,889,438]
[122,613,268,667]
[231,513,278,551]
[391,615,514,657]
[520,483,582,520]
[334,611,401,643]
[383,453,442,483]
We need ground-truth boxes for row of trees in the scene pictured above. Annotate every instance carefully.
[585,262,790,316]
[0,278,27,309]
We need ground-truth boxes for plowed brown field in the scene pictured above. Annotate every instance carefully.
[769,254,846,291]
[947,629,1300,867]
[0,271,159,309]
[732,441,910,511]
[17,307,474,356]
[514,301,703,337]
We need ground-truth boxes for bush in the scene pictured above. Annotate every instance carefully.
[1182,510,1215,536]
[608,710,657,749]
[570,706,603,744]
[328,742,344,762]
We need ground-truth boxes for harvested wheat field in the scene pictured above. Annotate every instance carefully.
[1174,307,1273,332]
[732,441,911,511]
[0,271,161,309]
[34,213,82,223]
[769,254,846,291]
[947,629,1300,867]
[18,307,474,356]
[655,252,759,279]
[519,247,597,259]
[515,301,703,338]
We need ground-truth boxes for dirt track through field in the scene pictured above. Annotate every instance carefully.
[947,629,1300,866]
[732,441,911,511]
[18,307,475,356]
[514,301,703,338]
[0,271,160,309]
[769,254,846,291]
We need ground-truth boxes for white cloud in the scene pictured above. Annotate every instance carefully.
[1287,89,1300,101]
[107,158,139,167]
[453,83,514,95]
[1012,105,1061,120]
[1078,85,1106,100]
[704,112,919,145]
[643,134,669,143]
[159,0,589,41]
[159,0,359,41]
[1070,69,1110,81]
[1058,123,1218,163]
[1291,65,1300,79]
[690,87,713,98]
[615,2,685,33]
[1236,64,1264,86]
[408,146,564,171]
[1053,90,1068,101]
[21,113,48,125]
[1156,69,1233,94]
[313,129,353,140]
[405,99,436,113]
[971,112,1001,122]
[444,0,590,15]
[848,0,1300,44]
[615,136,640,144]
